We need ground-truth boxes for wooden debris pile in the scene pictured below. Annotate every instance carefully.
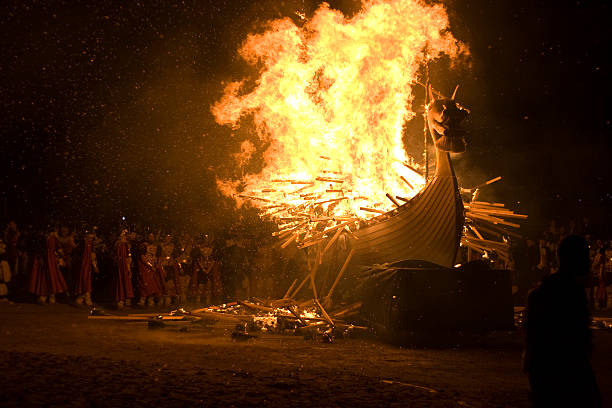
[88,300,368,342]
[237,155,425,249]
[194,298,368,342]
[460,176,528,266]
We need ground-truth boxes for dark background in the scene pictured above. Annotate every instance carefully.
[1,0,610,236]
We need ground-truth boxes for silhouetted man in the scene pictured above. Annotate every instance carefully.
[523,235,600,407]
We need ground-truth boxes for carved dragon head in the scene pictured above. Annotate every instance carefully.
[426,85,469,153]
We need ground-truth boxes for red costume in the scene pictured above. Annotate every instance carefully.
[28,257,48,296]
[113,239,134,303]
[74,235,95,296]
[4,224,19,274]
[28,233,68,297]
[135,243,162,298]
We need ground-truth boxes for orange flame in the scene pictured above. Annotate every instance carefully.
[213,0,466,222]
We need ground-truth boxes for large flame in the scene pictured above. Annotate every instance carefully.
[213,0,465,232]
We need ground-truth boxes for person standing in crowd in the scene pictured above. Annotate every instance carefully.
[189,237,211,305]
[0,244,11,301]
[13,228,30,297]
[176,232,193,305]
[221,237,250,301]
[536,236,552,277]
[28,228,68,304]
[3,221,20,277]
[57,226,76,293]
[523,235,600,407]
[160,233,180,306]
[594,241,609,309]
[148,232,167,305]
[135,234,162,307]
[113,230,134,309]
[73,230,97,306]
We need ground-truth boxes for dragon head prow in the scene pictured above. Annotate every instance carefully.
[427,84,469,153]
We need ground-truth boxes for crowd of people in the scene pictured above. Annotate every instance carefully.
[0,220,297,309]
[0,216,610,310]
[510,218,611,309]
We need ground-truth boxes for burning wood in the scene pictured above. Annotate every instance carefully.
[399,176,414,190]
[360,207,386,214]
[468,224,484,240]
[473,176,502,189]
[322,227,344,256]
[280,233,297,248]
[291,183,315,194]
[298,237,329,249]
[315,299,335,326]
[237,194,272,203]
[402,162,423,176]
[315,177,344,183]
[385,193,401,208]
[314,197,348,205]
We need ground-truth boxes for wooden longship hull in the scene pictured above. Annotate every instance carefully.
[350,149,464,268]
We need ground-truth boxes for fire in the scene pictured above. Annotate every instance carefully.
[213,0,466,239]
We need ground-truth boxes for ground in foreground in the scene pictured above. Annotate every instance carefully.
[1,302,611,407]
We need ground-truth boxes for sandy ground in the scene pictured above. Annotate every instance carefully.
[1,302,611,408]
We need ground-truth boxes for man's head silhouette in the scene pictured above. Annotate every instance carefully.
[557,235,590,277]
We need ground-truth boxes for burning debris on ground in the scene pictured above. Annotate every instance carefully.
[88,299,370,343]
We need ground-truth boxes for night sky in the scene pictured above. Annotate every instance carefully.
[1,0,610,234]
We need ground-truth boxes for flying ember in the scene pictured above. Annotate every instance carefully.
[213,0,466,241]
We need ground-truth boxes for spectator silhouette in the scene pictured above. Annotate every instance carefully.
[523,235,600,407]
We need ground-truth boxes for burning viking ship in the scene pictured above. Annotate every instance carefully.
[208,2,527,337]
[349,88,466,268]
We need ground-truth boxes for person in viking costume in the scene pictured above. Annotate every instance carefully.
[160,234,181,306]
[134,234,162,307]
[28,228,68,304]
[113,230,134,309]
[73,230,98,306]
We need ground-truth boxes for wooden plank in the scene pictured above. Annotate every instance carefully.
[471,201,505,207]
[280,233,297,249]
[360,207,386,214]
[283,279,298,299]
[399,176,414,190]
[330,301,363,317]
[315,298,334,326]
[467,206,528,219]
[322,227,344,256]
[386,193,401,208]
[88,315,149,321]
[465,212,521,228]
[469,224,484,240]
[323,249,355,306]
